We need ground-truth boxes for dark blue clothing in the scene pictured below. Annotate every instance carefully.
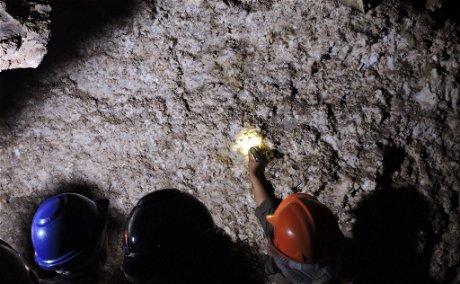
[39,269,98,284]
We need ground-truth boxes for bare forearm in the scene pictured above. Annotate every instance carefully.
[250,174,270,206]
[247,147,277,206]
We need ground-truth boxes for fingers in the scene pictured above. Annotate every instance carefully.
[249,147,262,162]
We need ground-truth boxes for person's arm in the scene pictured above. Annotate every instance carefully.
[248,147,274,206]
[248,147,280,237]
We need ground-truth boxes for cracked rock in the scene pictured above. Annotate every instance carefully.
[0,0,459,282]
[0,0,51,71]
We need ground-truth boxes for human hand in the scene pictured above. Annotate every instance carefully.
[248,147,266,178]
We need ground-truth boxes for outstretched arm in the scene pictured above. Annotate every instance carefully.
[248,147,280,237]
[248,147,276,206]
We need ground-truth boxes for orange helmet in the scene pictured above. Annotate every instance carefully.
[267,193,342,264]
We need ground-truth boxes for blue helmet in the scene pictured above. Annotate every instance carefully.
[31,193,108,271]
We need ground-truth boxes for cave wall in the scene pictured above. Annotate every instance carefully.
[0,0,459,282]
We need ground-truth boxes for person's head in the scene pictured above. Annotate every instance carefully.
[31,193,109,274]
[267,193,342,265]
[0,240,39,284]
[122,188,216,284]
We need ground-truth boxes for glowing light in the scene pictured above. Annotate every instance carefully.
[234,129,264,156]
[37,229,46,239]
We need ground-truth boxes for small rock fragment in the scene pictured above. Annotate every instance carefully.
[339,0,365,12]
[425,0,443,12]
[415,87,438,110]
[0,0,51,71]
[338,0,381,12]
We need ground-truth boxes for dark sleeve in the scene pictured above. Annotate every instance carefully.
[255,199,278,238]
[39,279,60,284]
[39,271,98,284]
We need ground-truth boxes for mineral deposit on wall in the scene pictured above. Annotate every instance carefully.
[0,0,459,283]
[0,0,51,71]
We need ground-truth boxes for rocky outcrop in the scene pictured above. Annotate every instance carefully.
[0,0,459,283]
[341,0,452,13]
[0,0,51,71]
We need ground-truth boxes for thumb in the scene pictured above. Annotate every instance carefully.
[249,147,261,162]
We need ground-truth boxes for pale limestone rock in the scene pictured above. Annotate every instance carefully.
[0,0,459,282]
[0,0,51,71]
[425,0,443,11]
[415,87,438,110]
[339,0,365,12]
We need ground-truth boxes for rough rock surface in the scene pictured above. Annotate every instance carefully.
[0,0,459,283]
[0,0,51,71]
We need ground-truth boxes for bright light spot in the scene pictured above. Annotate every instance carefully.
[234,129,264,156]
[37,229,45,239]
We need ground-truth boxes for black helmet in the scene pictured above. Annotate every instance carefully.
[122,189,215,283]
[0,240,39,284]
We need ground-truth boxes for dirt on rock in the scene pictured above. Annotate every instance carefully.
[0,0,459,283]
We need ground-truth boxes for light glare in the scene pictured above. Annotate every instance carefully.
[234,129,263,156]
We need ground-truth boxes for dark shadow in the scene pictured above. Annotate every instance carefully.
[258,175,282,204]
[250,148,283,198]
[0,68,38,124]
[268,149,284,160]
[363,0,384,12]
[402,0,460,25]
[45,0,137,64]
[348,187,435,284]
[50,181,100,199]
[174,228,265,284]
[431,0,460,25]
[380,145,406,175]
[0,0,139,124]
[341,142,438,283]
[0,195,40,263]
[4,0,31,22]
[117,230,266,284]
[376,144,406,190]
[103,206,128,284]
